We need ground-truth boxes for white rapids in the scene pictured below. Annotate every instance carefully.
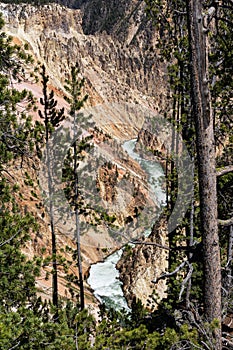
[87,139,166,311]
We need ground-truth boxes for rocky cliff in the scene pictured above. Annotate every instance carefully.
[0,1,169,307]
[0,1,169,138]
[117,216,168,309]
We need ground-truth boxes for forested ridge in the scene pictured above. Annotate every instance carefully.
[0,0,233,349]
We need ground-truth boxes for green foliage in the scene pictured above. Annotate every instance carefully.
[38,64,65,135]
[0,175,81,349]
[217,172,233,223]
[210,1,233,149]
[62,63,93,211]
[145,0,231,309]
[130,297,147,328]
[64,63,88,114]
[91,306,203,349]
[0,15,37,166]
[1,4,232,349]
[0,18,91,349]
[123,243,133,257]
[0,189,39,310]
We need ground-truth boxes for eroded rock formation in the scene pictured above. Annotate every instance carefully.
[0,2,169,138]
[0,1,169,306]
[117,216,168,309]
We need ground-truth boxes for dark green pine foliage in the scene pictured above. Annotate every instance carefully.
[210,0,233,149]
[145,1,233,348]
[38,64,65,315]
[212,0,233,321]
[0,185,40,310]
[145,0,200,313]
[63,64,92,310]
[0,15,71,348]
[0,15,35,167]
[38,65,65,132]
[0,14,39,310]
[0,16,95,349]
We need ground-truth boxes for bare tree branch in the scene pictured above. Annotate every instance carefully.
[183,310,213,349]
[179,263,194,301]
[222,337,233,348]
[226,226,233,268]
[216,165,233,177]
[0,229,22,248]
[130,240,170,250]
[8,342,21,350]
[173,10,187,15]
[152,260,188,284]
[218,218,233,227]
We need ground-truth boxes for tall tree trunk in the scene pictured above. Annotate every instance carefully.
[45,119,59,317]
[186,1,222,348]
[39,65,65,320]
[64,64,88,310]
[74,139,85,310]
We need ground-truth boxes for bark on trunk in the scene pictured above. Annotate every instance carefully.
[74,140,85,310]
[46,120,58,318]
[186,1,222,348]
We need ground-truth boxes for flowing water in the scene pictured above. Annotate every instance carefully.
[87,139,166,311]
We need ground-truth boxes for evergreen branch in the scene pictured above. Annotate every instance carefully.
[183,310,213,349]
[215,16,233,28]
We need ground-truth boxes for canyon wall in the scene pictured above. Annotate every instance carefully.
[0,1,169,137]
[117,216,168,309]
[0,1,169,306]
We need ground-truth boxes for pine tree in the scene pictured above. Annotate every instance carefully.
[186,2,222,347]
[38,64,65,316]
[145,1,233,348]
[0,15,76,349]
[63,64,92,310]
[0,17,94,348]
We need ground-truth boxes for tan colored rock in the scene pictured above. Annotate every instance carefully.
[117,216,168,309]
[0,2,169,138]
[0,2,170,308]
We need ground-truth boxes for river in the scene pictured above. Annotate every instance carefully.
[87,139,165,311]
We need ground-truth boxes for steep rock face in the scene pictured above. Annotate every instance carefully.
[79,0,153,44]
[0,1,170,306]
[0,2,168,139]
[138,129,167,157]
[117,216,168,309]
[96,159,154,232]
[136,128,168,170]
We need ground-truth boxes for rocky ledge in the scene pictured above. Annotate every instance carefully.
[117,215,168,309]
